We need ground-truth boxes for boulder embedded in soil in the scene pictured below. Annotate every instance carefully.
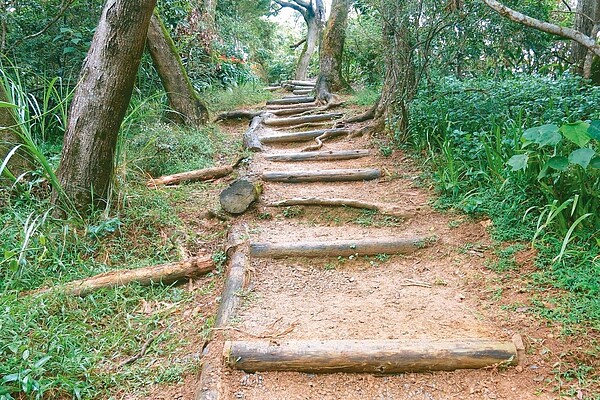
[219,179,259,214]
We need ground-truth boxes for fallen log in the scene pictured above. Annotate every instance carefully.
[243,114,268,152]
[264,149,370,162]
[266,96,315,105]
[249,236,427,258]
[215,226,250,326]
[266,197,413,218]
[264,113,343,127]
[262,168,381,183]
[260,128,350,144]
[196,226,250,400]
[223,339,519,373]
[36,256,214,296]
[147,165,233,187]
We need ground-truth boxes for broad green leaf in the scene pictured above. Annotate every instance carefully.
[547,156,569,171]
[63,47,76,54]
[588,120,600,141]
[560,121,591,148]
[507,154,528,171]
[523,124,561,147]
[568,148,595,169]
[590,156,600,169]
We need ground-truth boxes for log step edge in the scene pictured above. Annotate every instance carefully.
[249,237,432,258]
[223,339,519,373]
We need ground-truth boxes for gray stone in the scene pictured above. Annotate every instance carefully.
[219,179,259,214]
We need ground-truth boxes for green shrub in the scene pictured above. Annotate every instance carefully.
[126,123,221,177]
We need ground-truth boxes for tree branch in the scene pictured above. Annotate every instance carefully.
[481,0,600,58]
[273,0,307,16]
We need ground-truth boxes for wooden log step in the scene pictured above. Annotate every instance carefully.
[293,89,313,95]
[249,237,427,258]
[262,168,381,183]
[283,79,316,86]
[265,197,413,218]
[260,128,350,144]
[264,149,370,162]
[264,113,342,127]
[266,96,315,105]
[223,339,519,373]
[266,102,317,110]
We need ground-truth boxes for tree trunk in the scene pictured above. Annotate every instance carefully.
[294,0,326,80]
[0,84,33,181]
[147,12,209,126]
[315,0,350,103]
[371,0,416,140]
[54,0,157,211]
[572,0,600,76]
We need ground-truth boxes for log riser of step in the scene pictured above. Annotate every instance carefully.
[260,128,350,144]
[266,96,315,105]
[224,339,519,373]
[262,168,381,183]
[264,149,370,162]
[249,237,428,258]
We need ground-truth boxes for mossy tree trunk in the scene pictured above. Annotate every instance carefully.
[54,0,156,211]
[0,84,33,182]
[147,11,209,126]
[315,0,350,103]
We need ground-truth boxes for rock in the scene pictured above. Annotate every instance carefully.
[220,179,259,214]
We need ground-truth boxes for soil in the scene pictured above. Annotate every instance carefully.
[124,98,599,400]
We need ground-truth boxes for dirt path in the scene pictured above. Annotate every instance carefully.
[195,98,565,400]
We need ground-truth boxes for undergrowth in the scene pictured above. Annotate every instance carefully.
[406,73,600,393]
[0,65,257,398]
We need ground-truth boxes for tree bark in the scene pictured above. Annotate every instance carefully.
[572,0,600,75]
[482,0,600,58]
[315,0,350,103]
[147,12,209,126]
[224,339,519,373]
[55,0,157,211]
[0,84,33,181]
